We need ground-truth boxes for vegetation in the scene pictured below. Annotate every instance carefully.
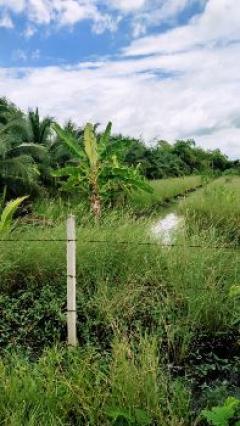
[0,97,238,203]
[0,194,28,235]
[130,175,203,213]
[179,177,240,243]
[53,122,152,217]
[0,341,189,426]
[0,97,240,424]
[202,397,240,426]
[1,197,240,423]
[124,138,238,179]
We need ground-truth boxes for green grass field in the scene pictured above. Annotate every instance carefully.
[129,175,203,213]
[179,176,240,243]
[1,176,240,425]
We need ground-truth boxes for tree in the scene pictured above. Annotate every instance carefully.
[49,120,84,169]
[3,107,54,189]
[0,122,40,196]
[172,140,198,173]
[0,97,23,126]
[209,149,230,172]
[53,122,152,217]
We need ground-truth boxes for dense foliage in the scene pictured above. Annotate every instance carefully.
[53,121,152,216]
[0,97,238,203]
[1,178,240,423]
[123,137,239,179]
[1,97,240,424]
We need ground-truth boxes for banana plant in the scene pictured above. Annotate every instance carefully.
[52,122,152,218]
[0,195,28,235]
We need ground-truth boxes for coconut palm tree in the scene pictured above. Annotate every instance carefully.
[0,97,23,126]
[25,108,53,146]
[1,107,54,190]
[0,124,40,196]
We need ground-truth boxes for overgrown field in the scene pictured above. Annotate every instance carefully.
[1,177,240,425]
[179,176,240,243]
[129,175,203,213]
[31,175,203,222]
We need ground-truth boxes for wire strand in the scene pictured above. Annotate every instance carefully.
[0,238,239,251]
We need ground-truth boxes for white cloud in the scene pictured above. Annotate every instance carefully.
[106,0,146,12]
[55,0,119,33]
[0,0,25,13]
[0,13,14,28]
[124,0,240,56]
[1,38,240,158]
[0,0,203,35]
[116,0,205,37]
[0,0,120,33]
[58,0,93,25]
[1,0,240,158]
[26,0,52,24]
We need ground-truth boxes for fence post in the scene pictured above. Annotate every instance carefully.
[67,214,77,346]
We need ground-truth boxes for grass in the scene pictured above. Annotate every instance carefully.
[1,176,240,424]
[129,175,203,213]
[179,176,240,243]
[0,339,189,426]
[31,176,204,222]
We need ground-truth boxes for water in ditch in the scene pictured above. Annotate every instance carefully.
[151,212,184,244]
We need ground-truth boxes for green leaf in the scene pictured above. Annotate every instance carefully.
[84,123,98,167]
[52,166,80,178]
[53,123,83,159]
[0,196,28,234]
[202,397,240,426]
[99,121,112,148]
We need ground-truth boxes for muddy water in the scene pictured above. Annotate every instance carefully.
[151,212,184,244]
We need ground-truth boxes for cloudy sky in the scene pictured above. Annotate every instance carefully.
[0,0,239,158]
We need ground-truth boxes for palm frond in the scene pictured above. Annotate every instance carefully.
[53,123,84,159]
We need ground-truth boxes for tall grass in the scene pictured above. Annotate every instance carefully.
[1,216,240,357]
[33,176,203,221]
[129,176,203,213]
[0,338,190,425]
[179,176,240,243]
[1,177,240,423]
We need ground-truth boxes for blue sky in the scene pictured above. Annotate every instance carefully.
[0,0,205,67]
[0,0,240,158]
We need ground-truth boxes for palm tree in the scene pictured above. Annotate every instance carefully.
[0,104,51,195]
[49,120,84,169]
[53,122,152,218]
[2,107,54,190]
[26,108,53,146]
[0,124,40,196]
[0,97,23,126]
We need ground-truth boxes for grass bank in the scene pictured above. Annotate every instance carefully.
[0,340,189,426]
[1,208,240,423]
[179,176,240,243]
[129,175,203,214]
[31,176,204,223]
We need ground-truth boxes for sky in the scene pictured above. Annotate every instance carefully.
[0,0,239,158]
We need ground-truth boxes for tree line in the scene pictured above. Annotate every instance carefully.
[0,97,239,205]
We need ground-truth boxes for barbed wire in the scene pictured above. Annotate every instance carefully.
[0,238,239,252]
